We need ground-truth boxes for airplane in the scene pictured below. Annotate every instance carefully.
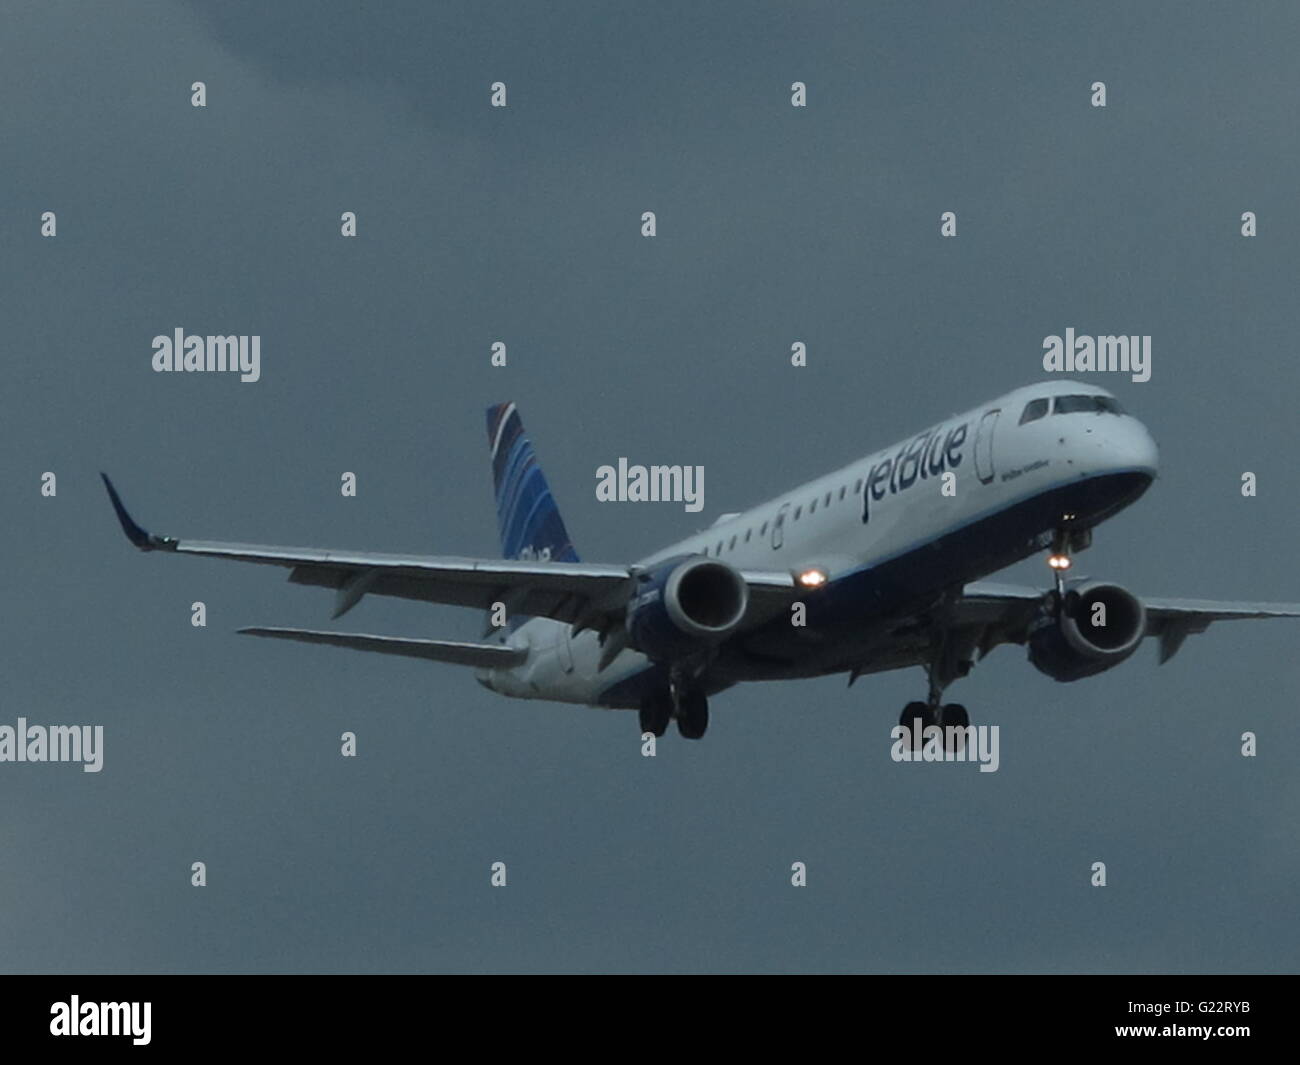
[102,380,1300,740]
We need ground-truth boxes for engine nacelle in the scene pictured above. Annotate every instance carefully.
[1027,580,1147,682]
[625,556,749,661]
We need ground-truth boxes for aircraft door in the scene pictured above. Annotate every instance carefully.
[771,503,789,550]
[974,408,1000,485]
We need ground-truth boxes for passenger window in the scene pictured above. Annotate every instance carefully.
[729,535,736,550]
[1019,398,1049,425]
[760,521,768,535]
[855,478,863,494]
[794,507,802,519]
[744,529,751,542]
[810,499,817,513]
[839,485,846,500]
[716,541,723,554]
[824,492,831,506]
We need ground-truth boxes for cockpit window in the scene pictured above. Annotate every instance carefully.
[1019,398,1049,425]
[1053,394,1124,415]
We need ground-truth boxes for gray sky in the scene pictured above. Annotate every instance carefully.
[2,0,1298,973]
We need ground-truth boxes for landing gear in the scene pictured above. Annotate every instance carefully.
[938,703,969,753]
[1047,528,1073,601]
[899,701,935,750]
[639,685,709,739]
[1047,523,1089,603]
[898,701,969,752]
[676,689,709,740]
[900,701,935,730]
[940,703,969,730]
[639,691,673,737]
[898,618,976,752]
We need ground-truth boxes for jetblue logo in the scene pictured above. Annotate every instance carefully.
[861,422,968,525]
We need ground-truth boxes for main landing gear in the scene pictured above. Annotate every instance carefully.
[898,701,970,734]
[898,598,975,752]
[898,697,970,754]
[639,681,709,740]
[897,662,971,754]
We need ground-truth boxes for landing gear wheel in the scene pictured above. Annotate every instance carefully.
[939,703,969,729]
[639,692,672,737]
[899,701,935,752]
[675,690,709,740]
[939,703,970,753]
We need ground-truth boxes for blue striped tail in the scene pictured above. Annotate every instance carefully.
[485,403,579,563]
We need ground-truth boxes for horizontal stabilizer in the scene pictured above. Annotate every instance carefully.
[238,627,527,668]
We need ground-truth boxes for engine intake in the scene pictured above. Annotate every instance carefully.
[1027,580,1147,682]
[626,556,749,661]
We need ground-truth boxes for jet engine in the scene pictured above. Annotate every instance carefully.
[1027,579,1147,682]
[625,556,749,661]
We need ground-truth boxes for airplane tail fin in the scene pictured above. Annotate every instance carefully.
[485,403,579,563]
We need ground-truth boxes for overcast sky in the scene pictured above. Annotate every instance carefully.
[2,0,1298,973]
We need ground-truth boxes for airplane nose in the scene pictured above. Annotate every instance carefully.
[1129,419,1160,479]
[1073,414,1159,482]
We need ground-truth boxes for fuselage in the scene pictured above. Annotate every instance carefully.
[479,381,1160,709]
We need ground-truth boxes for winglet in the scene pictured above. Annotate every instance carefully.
[100,473,169,551]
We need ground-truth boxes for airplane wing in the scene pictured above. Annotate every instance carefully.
[102,474,797,631]
[958,580,1300,663]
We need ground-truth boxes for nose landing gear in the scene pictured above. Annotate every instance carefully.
[1048,528,1074,602]
[1047,523,1091,605]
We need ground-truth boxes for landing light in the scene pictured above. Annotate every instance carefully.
[796,567,828,589]
[1048,554,1072,571]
